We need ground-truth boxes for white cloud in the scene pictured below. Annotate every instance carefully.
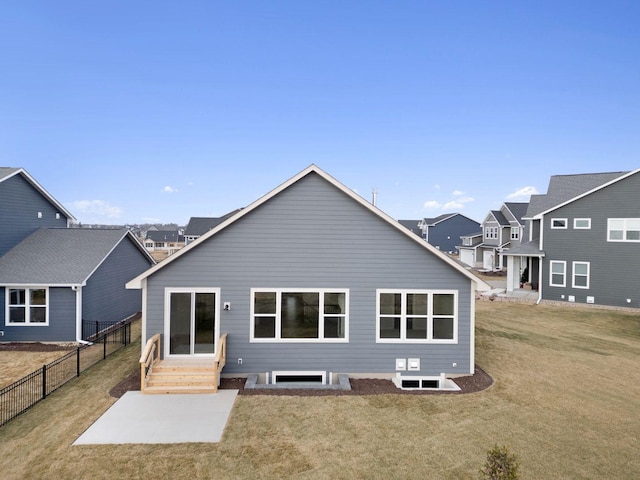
[424,200,442,209]
[70,200,123,219]
[457,196,475,204]
[506,186,539,200]
[443,200,465,210]
[452,189,465,196]
[162,185,179,193]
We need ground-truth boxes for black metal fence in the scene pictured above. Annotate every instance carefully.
[0,318,134,427]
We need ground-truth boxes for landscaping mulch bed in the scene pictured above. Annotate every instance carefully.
[109,365,493,398]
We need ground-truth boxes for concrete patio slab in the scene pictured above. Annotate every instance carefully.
[73,390,238,445]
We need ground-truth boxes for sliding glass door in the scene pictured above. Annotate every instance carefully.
[167,289,219,356]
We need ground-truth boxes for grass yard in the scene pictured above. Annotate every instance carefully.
[0,301,638,479]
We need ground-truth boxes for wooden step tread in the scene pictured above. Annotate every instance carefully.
[143,385,218,394]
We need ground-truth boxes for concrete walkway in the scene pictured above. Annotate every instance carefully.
[73,390,238,445]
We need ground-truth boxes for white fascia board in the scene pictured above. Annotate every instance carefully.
[10,168,77,222]
[532,168,640,219]
[126,164,492,291]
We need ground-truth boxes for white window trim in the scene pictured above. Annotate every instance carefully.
[376,289,458,344]
[551,218,568,229]
[549,261,567,287]
[163,287,221,357]
[572,261,590,289]
[607,218,640,242]
[5,286,50,326]
[510,227,520,240]
[573,218,591,229]
[250,288,349,343]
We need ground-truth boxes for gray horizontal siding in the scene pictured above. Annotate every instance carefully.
[0,287,76,342]
[144,172,474,375]
[83,237,151,324]
[542,172,640,308]
[0,174,68,257]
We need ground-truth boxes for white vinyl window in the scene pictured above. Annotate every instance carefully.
[485,226,498,239]
[572,262,590,289]
[6,287,49,325]
[510,227,520,240]
[551,218,568,229]
[549,261,566,287]
[608,218,640,242]
[376,290,457,343]
[251,288,349,342]
[573,218,591,229]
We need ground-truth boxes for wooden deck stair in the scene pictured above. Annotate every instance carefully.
[144,359,218,394]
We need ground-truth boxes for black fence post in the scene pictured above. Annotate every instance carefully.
[95,321,99,340]
[76,346,81,377]
[42,365,47,400]
[103,333,107,359]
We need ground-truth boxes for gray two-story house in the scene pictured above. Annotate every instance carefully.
[127,165,490,389]
[503,169,640,308]
[0,167,155,342]
[458,202,528,270]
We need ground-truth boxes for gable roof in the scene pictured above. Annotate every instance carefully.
[488,210,510,226]
[525,170,637,218]
[0,167,76,222]
[0,228,154,285]
[146,230,183,243]
[184,210,243,236]
[503,202,528,225]
[398,219,422,236]
[127,165,490,291]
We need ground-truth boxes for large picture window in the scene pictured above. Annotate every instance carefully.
[608,218,640,242]
[376,290,457,343]
[251,289,348,342]
[6,288,48,325]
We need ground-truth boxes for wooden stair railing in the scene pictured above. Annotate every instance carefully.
[139,333,228,394]
[140,334,161,394]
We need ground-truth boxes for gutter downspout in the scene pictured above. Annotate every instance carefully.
[536,255,543,305]
[73,285,91,345]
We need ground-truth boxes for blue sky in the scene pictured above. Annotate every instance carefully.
[1,1,639,225]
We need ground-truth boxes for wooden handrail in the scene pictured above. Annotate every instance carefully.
[140,334,161,393]
[212,333,228,390]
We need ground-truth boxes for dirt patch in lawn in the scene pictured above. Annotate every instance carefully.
[0,342,75,352]
[110,365,493,398]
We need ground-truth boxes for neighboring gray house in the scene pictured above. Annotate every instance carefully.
[458,202,528,270]
[127,165,489,389]
[503,169,640,309]
[0,167,75,257]
[0,228,155,342]
[399,214,480,254]
[144,230,185,255]
[183,210,242,245]
[0,167,155,342]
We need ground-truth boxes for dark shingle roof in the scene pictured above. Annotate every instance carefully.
[0,228,147,284]
[0,167,21,181]
[490,210,510,226]
[504,202,529,224]
[184,210,243,236]
[526,171,629,218]
[146,230,182,243]
[398,220,422,237]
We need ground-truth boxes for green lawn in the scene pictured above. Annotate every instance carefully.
[0,301,638,479]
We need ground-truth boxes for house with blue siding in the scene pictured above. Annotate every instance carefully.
[0,167,155,342]
[503,169,640,309]
[399,213,480,254]
[127,165,490,391]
